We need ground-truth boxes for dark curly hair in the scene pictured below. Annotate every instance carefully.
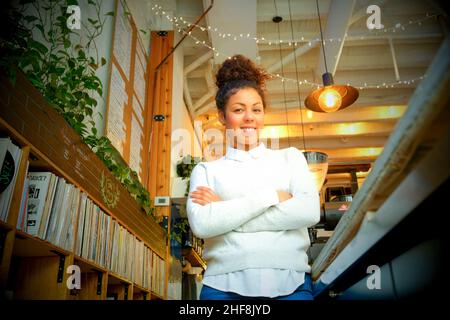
[215,55,270,113]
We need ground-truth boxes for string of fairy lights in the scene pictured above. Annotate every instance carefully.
[152,5,438,45]
[151,5,439,90]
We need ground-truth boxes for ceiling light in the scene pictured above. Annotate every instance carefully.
[305,72,359,113]
[304,0,359,113]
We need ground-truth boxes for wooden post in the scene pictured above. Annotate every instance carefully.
[144,32,174,300]
[146,31,174,219]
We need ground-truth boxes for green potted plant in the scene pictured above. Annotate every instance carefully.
[170,155,202,244]
[171,217,189,245]
[176,155,202,197]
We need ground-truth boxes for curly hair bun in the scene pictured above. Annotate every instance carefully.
[215,55,269,89]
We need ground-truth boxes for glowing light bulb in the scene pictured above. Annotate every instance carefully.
[318,88,342,112]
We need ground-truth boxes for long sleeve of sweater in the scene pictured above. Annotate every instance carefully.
[234,148,320,232]
[186,163,280,239]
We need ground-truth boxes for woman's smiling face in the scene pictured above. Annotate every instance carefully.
[219,87,265,151]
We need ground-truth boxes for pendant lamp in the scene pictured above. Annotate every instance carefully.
[304,0,359,113]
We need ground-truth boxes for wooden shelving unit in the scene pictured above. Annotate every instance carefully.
[0,70,168,300]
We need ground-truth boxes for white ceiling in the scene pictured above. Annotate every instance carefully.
[203,0,258,64]
[148,0,447,171]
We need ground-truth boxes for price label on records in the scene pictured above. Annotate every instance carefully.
[0,151,15,193]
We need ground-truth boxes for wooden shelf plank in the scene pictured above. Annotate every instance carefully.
[150,292,164,300]
[0,220,14,231]
[133,282,151,294]
[182,247,206,269]
[74,256,108,274]
[108,271,133,285]
[13,230,71,257]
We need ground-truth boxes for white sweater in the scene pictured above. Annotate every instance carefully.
[187,143,320,277]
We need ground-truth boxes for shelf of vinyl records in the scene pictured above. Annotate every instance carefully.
[0,132,166,300]
[182,227,206,269]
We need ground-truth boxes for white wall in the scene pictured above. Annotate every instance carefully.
[79,0,115,137]
[170,32,203,197]
[171,33,203,168]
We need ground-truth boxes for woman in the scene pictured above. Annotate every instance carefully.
[186,55,320,300]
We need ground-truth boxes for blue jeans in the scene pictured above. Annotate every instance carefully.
[200,274,313,300]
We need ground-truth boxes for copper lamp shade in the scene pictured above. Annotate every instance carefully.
[304,72,359,113]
